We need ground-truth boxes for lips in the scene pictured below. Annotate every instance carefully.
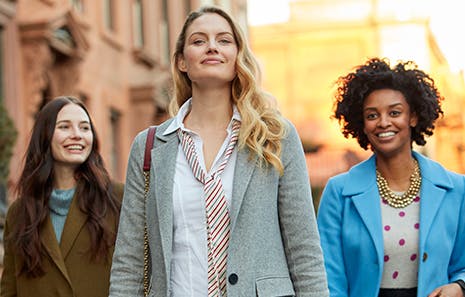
[202,58,222,64]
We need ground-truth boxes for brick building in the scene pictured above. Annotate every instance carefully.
[0,0,248,194]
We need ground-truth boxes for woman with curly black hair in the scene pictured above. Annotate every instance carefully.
[317,58,465,297]
[0,96,122,297]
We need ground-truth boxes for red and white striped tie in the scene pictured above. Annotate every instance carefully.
[178,120,240,297]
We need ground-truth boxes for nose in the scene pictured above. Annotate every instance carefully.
[70,126,83,139]
[207,40,218,53]
[377,114,391,128]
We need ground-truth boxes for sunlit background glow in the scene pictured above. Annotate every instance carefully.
[248,0,465,74]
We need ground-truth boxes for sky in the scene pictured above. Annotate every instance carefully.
[429,0,465,73]
[247,0,465,74]
[247,0,290,26]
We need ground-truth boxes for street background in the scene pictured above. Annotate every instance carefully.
[0,0,464,259]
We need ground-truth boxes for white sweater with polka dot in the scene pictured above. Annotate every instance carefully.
[380,195,420,289]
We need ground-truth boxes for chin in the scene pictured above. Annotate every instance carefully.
[65,158,88,166]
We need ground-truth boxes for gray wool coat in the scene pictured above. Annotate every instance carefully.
[109,118,329,297]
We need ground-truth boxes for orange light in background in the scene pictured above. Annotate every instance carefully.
[248,0,465,76]
[248,0,465,187]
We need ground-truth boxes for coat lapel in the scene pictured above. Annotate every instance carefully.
[418,179,446,249]
[351,188,384,266]
[230,148,256,231]
[344,155,384,266]
[60,195,87,260]
[150,130,178,281]
[41,216,72,284]
[414,152,451,249]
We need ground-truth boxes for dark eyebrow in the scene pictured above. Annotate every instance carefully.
[364,102,403,111]
[56,120,90,125]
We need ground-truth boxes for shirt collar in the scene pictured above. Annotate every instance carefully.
[163,98,241,135]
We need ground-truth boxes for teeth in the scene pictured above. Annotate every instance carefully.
[378,132,395,138]
[67,145,83,150]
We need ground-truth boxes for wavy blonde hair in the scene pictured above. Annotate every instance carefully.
[169,6,286,174]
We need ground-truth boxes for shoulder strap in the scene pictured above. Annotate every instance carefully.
[142,125,156,297]
[143,126,157,172]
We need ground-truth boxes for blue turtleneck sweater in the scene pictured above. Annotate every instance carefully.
[49,188,75,243]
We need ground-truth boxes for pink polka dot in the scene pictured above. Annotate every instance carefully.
[399,211,405,217]
[413,196,420,202]
[384,255,390,262]
[392,271,399,279]
[384,225,391,231]
[410,254,417,261]
[399,239,405,246]
[414,223,420,229]
[382,199,388,205]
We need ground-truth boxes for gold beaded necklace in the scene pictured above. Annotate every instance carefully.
[376,158,421,208]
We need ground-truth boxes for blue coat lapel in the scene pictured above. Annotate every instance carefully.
[343,155,384,267]
[415,152,452,250]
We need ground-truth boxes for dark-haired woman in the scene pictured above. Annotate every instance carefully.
[0,96,122,297]
[317,58,465,297]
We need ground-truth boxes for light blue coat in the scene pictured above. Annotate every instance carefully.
[109,119,329,297]
[317,151,465,297]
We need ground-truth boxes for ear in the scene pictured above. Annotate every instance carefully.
[177,55,187,73]
[410,112,418,127]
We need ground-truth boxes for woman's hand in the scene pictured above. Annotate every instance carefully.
[428,283,464,297]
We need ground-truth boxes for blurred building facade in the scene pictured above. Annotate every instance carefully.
[0,0,248,196]
[250,0,465,194]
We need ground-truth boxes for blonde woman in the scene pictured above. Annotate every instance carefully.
[110,5,328,297]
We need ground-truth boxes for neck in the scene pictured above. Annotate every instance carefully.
[186,88,234,131]
[53,164,77,190]
[376,153,417,191]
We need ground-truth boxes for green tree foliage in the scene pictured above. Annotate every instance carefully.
[0,102,17,184]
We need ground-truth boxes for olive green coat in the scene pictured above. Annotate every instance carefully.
[0,184,123,297]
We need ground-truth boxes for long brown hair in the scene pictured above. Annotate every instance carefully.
[8,96,120,277]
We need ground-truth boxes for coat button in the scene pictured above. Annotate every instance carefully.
[422,252,428,262]
[228,273,238,285]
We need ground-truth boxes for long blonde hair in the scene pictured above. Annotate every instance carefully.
[169,6,286,174]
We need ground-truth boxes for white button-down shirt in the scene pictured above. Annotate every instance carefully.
[163,99,241,297]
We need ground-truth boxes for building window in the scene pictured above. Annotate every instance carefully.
[69,0,83,12]
[110,108,121,179]
[160,0,170,64]
[132,0,144,48]
[104,0,115,31]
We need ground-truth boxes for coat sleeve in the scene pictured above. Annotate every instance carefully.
[109,130,148,297]
[317,177,349,297]
[448,174,465,283]
[278,122,329,297]
[0,203,18,297]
